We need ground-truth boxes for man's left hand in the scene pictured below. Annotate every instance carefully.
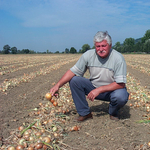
[87,89,100,101]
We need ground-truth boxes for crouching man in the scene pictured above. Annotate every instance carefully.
[50,31,129,121]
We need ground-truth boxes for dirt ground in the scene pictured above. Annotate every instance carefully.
[0,58,150,150]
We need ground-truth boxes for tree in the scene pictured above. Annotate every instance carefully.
[81,44,91,53]
[22,49,30,54]
[11,47,17,54]
[143,39,150,53]
[134,41,143,52]
[55,51,59,53]
[141,29,150,43]
[65,48,69,53]
[113,42,122,53]
[3,44,11,54]
[123,38,135,53]
[70,47,77,54]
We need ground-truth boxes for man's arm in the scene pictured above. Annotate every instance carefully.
[87,82,125,101]
[50,69,75,96]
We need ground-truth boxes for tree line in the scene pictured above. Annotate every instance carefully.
[1,29,150,54]
[113,29,150,53]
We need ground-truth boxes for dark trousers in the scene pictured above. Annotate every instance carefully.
[69,76,129,117]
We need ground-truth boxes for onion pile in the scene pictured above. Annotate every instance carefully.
[0,83,79,150]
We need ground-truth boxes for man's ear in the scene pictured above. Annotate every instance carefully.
[110,44,112,49]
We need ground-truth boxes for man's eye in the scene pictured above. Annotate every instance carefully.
[102,45,107,47]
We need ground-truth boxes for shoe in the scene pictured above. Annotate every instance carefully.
[110,115,119,121]
[76,113,93,122]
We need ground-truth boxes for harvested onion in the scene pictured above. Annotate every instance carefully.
[43,137,51,143]
[53,101,58,107]
[35,143,43,149]
[45,93,52,100]
[7,146,15,150]
[16,145,24,150]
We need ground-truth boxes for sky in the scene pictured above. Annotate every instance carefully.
[0,0,150,53]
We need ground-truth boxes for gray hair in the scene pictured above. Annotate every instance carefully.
[93,31,112,45]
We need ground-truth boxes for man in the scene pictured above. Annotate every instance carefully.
[50,31,129,121]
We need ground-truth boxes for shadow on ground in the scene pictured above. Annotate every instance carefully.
[90,101,131,119]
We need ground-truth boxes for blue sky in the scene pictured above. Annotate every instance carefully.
[0,0,150,53]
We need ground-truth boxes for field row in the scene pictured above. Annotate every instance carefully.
[123,54,150,76]
[0,54,80,93]
[0,54,80,75]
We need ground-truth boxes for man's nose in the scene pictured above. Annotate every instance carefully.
[99,46,103,51]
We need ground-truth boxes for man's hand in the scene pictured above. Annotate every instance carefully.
[87,88,100,101]
[50,84,59,97]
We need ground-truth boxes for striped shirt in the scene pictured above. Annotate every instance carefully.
[70,49,127,88]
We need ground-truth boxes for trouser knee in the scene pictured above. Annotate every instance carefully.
[110,88,129,107]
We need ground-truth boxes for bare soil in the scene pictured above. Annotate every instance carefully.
[0,59,150,150]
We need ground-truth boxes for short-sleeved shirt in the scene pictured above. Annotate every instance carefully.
[70,49,127,88]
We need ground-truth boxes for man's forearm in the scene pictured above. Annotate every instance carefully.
[97,82,125,93]
[56,69,75,88]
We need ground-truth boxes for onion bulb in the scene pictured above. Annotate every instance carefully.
[7,146,15,150]
[18,126,24,131]
[35,143,43,149]
[27,147,34,150]
[53,101,58,107]
[43,137,51,143]
[45,93,52,100]
[50,99,55,103]
[16,145,24,150]
[70,125,80,131]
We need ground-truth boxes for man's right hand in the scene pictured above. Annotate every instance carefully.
[50,84,59,97]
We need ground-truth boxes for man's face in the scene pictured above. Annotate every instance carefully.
[95,40,112,58]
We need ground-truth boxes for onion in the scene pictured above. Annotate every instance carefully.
[1,145,6,149]
[36,139,42,144]
[53,132,59,137]
[16,145,24,150]
[7,146,15,150]
[35,143,43,149]
[45,93,52,100]
[70,125,80,131]
[40,129,45,133]
[43,145,48,150]
[27,147,34,150]
[43,137,51,143]
[50,99,55,103]
[53,101,58,107]
[19,139,25,145]
[35,132,42,137]
[18,126,24,131]
[28,136,34,141]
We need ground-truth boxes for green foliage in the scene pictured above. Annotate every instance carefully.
[143,39,150,53]
[81,44,91,53]
[3,44,11,54]
[65,48,69,53]
[141,29,150,43]
[114,29,150,53]
[55,51,60,53]
[70,47,77,54]
[11,47,17,54]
